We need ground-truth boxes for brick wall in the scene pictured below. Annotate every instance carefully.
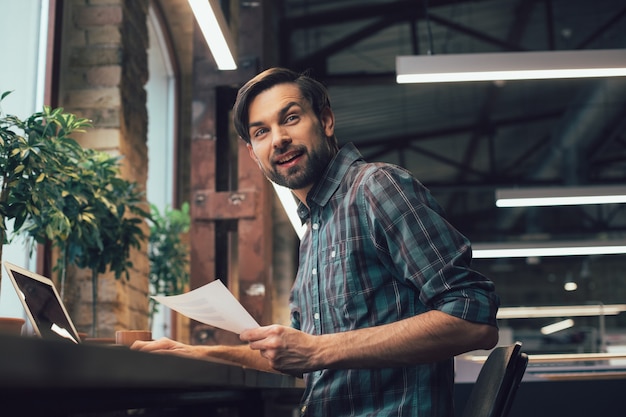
[57,0,150,337]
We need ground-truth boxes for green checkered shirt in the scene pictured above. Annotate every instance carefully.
[291,143,499,417]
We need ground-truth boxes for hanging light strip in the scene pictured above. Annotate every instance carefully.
[495,185,626,207]
[396,49,626,84]
[497,304,626,319]
[188,0,237,70]
[540,319,575,335]
[472,239,626,258]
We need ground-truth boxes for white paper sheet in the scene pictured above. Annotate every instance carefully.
[151,280,260,334]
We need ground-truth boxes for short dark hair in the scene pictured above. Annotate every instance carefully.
[233,67,336,146]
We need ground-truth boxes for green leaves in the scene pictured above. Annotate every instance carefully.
[147,202,190,318]
[0,90,149,284]
[1,91,158,336]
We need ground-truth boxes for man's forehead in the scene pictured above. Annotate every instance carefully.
[248,84,309,118]
[252,82,304,103]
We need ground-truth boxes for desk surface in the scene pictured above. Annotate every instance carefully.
[0,333,301,389]
[0,333,303,416]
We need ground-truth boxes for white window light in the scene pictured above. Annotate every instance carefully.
[472,239,626,258]
[495,185,626,207]
[272,182,307,240]
[188,0,237,70]
[396,49,626,84]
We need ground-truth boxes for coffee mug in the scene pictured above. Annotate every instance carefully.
[0,317,25,336]
[115,330,152,346]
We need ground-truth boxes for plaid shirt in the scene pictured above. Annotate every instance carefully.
[291,143,499,417]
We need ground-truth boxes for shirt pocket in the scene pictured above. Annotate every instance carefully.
[319,241,357,326]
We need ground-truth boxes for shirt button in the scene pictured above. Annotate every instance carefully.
[312,223,319,230]
[314,313,320,320]
[312,268,317,275]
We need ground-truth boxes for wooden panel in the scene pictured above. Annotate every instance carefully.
[193,189,258,220]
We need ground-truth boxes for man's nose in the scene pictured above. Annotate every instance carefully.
[272,126,291,147]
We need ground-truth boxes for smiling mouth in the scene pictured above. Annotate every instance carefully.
[275,150,304,165]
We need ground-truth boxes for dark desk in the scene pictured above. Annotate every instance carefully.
[0,333,304,416]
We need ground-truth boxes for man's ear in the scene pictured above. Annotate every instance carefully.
[247,143,260,165]
[320,107,335,137]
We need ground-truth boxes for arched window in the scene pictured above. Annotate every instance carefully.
[146,5,178,339]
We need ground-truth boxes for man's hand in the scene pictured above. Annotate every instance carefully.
[130,337,201,359]
[240,325,317,376]
[130,335,293,374]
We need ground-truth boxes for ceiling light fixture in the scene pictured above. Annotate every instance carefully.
[188,0,237,70]
[396,49,626,84]
[563,281,578,292]
[495,185,626,207]
[472,239,626,258]
[497,304,626,319]
[540,319,575,335]
[563,272,578,292]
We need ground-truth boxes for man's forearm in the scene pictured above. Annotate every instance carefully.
[315,310,498,370]
[203,344,277,373]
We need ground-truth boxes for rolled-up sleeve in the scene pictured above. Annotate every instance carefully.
[363,166,500,327]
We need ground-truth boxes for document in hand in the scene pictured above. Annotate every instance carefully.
[151,279,260,334]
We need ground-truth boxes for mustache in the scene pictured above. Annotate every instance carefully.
[272,144,307,159]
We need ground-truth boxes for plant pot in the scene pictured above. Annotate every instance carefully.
[0,317,25,336]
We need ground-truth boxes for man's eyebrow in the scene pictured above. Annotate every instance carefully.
[248,101,302,129]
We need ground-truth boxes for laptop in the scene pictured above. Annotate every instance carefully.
[3,261,81,344]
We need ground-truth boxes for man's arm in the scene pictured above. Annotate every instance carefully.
[241,310,498,374]
[131,337,277,373]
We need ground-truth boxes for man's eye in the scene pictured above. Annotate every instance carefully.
[253,128,267,137]
[285,115,299,123]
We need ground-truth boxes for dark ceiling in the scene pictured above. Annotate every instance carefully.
[277,0,626,247]
[272,1,626,336]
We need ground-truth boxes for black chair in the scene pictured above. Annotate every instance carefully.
[460,342,528,417]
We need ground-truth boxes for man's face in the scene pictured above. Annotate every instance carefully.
[246,83,336,197]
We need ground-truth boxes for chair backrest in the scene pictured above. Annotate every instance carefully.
[460,342,528,417]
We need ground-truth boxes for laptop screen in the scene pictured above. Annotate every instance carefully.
[3,262,81,343]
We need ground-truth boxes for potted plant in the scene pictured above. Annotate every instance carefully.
[1,91,150,336]
[0,91,90,262]
[24,148,150,336]
[147,202,190,330]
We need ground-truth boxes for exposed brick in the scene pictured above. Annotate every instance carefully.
[64,25,87,47]
[63,68,90,89]
[86,65,121,86]
[78,107,120,128]
[74,127,122,151]
[58,0,151,337]
[75,5,123,28]
[87,26,121,45]
[90,0,123,5]
[64,87,120,108]
[69,47,121,67]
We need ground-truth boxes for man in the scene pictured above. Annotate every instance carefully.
[133,67,500,416]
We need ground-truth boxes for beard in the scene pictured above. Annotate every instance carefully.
[263,130,336,191]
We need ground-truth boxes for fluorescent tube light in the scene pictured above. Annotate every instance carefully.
[496,185,626,207]
[497,304,626,319]
[188,0,237,70]
[541,319,574,335]
[472,239,626,258]
[396,49,626,83]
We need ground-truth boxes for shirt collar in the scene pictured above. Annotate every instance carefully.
[297,142,363,222]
